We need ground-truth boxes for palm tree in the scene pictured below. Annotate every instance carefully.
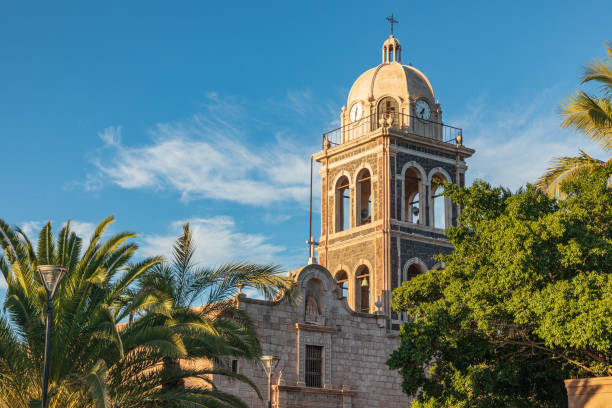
[132,223,296,396]
[0,216,263,407]
[536,42,612,197]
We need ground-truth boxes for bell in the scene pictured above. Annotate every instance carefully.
[361,277,369,287]
[412,206,419,216]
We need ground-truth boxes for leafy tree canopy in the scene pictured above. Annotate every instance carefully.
[388,165,612,408]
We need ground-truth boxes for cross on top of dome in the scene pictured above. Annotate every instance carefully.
[385,13,398,35]
[382,12,401,64]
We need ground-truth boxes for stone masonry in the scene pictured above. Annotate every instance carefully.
[212,264,411,407]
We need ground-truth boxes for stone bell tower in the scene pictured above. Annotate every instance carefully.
[313,34,474,329]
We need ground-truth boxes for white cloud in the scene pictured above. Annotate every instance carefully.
[98,126,122,147]
[67,221,97,242]
[91,96,321,206]
[450,92,604,191]
[139,216,286,266]
[20,221,44,239]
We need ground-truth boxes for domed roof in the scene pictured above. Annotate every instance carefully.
[346,36,435,109]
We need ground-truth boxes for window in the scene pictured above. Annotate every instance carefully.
[356,265,370,313]
[305,345,323,387]
[335,176,350,232]
[356,169,371,226]
[335,270,349,299]
[231,359,238,373]
[406,264,423,280]
[431,172,448,229]
[404,167,422,224]
[377,97,399,128]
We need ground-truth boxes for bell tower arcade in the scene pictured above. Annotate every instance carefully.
[312,34,475,329]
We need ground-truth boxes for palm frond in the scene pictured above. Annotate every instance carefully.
[561,91,612,151]
[80,359,109,408]
[36,222,55,266]
[582,41,612,94]
[535,151,604,198]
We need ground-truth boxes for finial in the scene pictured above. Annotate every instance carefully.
[307,236,319,265]
[456,130,463,147]
[385,13,399,36]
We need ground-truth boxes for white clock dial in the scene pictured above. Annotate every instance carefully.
[349,102,363,122]
[415,99,431,120]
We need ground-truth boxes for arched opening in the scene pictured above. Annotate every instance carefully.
[431,172,448,229]
[335,270,349,299]
[404,167,422,224]
[356,169,371,226]
[355,265,370,313]
[377,97,398,128]
[335,176,350,232]
[406,263,424,280]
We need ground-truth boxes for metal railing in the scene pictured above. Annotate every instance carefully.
[322,113,462,148]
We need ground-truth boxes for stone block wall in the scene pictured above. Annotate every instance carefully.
[210,265,411,408]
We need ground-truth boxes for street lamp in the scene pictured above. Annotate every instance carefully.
[37,265,67,408]
[260,355,280,408]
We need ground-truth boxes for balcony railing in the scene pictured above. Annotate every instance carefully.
[322,113,462,148]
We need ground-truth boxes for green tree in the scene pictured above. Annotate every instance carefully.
[132,223,296,394]
[0,216,263,408]
[536,42,612,197]
[388,165,612,407]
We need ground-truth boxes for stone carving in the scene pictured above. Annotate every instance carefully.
[304,277,325,325]
[305,293,319,320]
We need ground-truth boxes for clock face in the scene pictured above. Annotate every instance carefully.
[349,102,363,122]
[415,99,431,120]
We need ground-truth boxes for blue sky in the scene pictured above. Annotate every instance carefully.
[1,0,611,289]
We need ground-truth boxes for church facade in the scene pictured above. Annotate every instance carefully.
[210,33,475,407]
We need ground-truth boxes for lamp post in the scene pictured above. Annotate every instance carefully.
[37,265,67,408]
[260,355,280,408]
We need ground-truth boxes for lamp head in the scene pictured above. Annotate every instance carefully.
[37,265,67,300]
[260,355,280,376]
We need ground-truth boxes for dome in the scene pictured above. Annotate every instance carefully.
[346,36,435,111]
[347,63,435,108]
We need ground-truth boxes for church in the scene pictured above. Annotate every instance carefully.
[210,31,475,407]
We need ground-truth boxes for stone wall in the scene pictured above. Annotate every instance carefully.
[565,376,612,408]
[212,264,411,408]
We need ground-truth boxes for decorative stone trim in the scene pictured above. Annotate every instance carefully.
[296,322,333,388]
[295,323,339,333]
[275,384,356,395]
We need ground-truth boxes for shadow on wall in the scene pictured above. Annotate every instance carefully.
[564,376,612,408]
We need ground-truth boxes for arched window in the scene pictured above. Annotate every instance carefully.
[356,169,371,226]
[404,167,422,224]
[335,176,350,232]
[335,270,349,299]
[431,172,448,229]
[406,263,423,280]
[355,265,370,313]
[377,97,399,128]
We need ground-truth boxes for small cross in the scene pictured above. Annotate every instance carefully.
[386,13,399,36]
[307,236,319,265]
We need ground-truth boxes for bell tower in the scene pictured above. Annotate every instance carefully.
[313,34,474,329]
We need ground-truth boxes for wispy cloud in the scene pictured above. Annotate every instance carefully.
[98,126,122,147]
[139,216,287,266]
[449,90,604,191]
[88,93,324,206]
